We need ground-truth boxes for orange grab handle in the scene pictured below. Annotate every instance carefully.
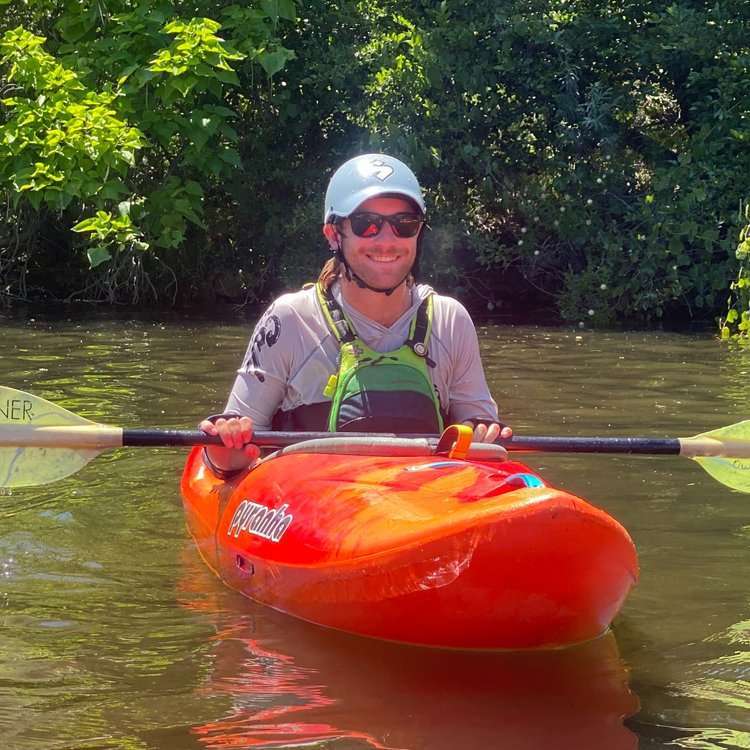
[435,424,474,459]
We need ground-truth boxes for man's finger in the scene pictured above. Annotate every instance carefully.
[484,423,501,443]
[473,423,488,441]
[243,443,261,460]
[199,419,217,435]
[223,420,244,449]
[238,416,254,443]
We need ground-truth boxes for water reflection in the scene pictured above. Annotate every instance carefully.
[720,342,750,414]
[178,548,638,750]
[663,619,750,748]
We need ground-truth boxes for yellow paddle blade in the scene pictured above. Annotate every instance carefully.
[697,420,750,443]
[0,387,99,488]
[0,386,98,428]
[686,421,750,494]
[0,445,102,488]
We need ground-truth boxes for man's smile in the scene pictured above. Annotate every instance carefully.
[365,253,401,263]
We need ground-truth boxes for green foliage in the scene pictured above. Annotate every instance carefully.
[339,0,747,325]
[72,207,145,268]
[720,204,750,340]
[0,27,144,211]
[0,0,296,303]
[0,0,747,325]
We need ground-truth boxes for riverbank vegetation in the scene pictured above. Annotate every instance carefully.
[720,205,750,340]
[1,1,748,329]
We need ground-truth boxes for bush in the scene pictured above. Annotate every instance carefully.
[0,1,296,303]
[720,203,750,340]
[0,0,747,326]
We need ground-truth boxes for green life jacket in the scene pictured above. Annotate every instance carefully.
[316,283,445,434]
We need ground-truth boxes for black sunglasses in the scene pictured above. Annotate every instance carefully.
[345,212,425,239]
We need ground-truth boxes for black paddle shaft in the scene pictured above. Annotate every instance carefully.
[121,429,401,446]
[502,436,681,454]
[121,429,682,455]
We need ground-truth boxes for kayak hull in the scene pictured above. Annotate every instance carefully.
[181,447,638,649]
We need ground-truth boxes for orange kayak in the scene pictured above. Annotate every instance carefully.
[180,442,638,649]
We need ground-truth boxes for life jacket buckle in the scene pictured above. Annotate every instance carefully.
[334,318,351,341]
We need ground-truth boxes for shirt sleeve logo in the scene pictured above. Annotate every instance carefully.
[245,311,281,382]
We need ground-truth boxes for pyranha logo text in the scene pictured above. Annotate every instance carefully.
[227,500,293,543]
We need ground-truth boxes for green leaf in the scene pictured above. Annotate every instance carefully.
[117,64,140,87]
[261,0,280,24]
[87,246,111,268]
[184,180,204,197]
[214,68,240,86]
[27,191,43,211]
[56,11,98,43]
[172,75,198,98]
[218,148,241,167]
[207,105,237,118]
[257,47,295,78]
[72,217,98,233]
[99,181,128,201]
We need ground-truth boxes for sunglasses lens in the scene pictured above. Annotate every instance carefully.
[350,214,383,237]
[348,213,424,238]
[392,215,422,237]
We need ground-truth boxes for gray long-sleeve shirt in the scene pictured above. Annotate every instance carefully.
[224,282,499,429]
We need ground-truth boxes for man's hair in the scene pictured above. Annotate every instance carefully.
[317,256,340,291]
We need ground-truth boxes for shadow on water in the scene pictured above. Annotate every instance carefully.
[172,547,639,750]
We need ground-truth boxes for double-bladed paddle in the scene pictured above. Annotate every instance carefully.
[1,386,749,492]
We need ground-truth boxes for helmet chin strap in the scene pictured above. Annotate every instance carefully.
[334,246,411,296]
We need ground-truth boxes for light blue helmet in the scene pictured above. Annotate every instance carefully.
[323,153,426,223]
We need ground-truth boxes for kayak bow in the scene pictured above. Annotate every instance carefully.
[181,442,638,649]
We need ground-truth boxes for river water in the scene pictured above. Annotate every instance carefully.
[1,308,749,749]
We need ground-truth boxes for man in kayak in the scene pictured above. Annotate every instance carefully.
[201,153,512,474]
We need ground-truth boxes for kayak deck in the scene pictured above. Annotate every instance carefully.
[181,446,638,649]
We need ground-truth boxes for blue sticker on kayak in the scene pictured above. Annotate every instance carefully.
[405,461,467,472]
[503,473,545,488]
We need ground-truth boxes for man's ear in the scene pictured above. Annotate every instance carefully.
[322,222,341,251]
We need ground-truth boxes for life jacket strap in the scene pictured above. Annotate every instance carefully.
[315,282,433,358]
[316,283,356,344]
[404,295,435,367]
